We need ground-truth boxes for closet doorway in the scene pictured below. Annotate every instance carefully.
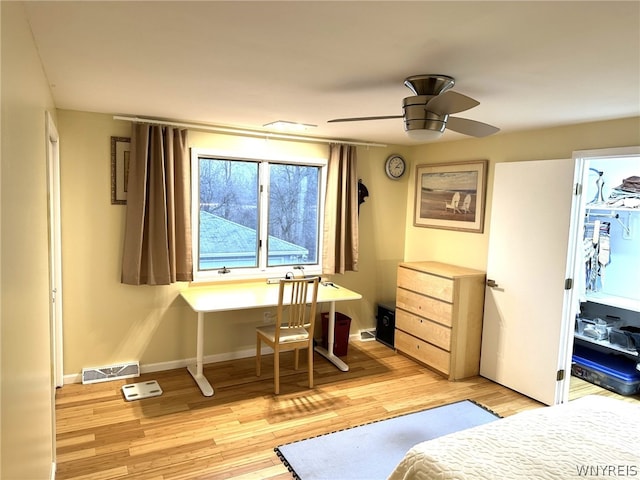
[480,147,640,406]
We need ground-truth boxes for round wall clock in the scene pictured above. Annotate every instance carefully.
[385,154,406,180]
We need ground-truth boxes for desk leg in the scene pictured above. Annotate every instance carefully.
[187,311,214,397]
[314,301,349,372]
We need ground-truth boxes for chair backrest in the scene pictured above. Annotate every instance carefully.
[276,277,320,334]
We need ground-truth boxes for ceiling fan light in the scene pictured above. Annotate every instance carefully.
[404,118,446,141]
[405,128,444,141]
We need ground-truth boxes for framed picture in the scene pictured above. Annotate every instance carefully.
[414,160,488,233]
[111,136,130,204]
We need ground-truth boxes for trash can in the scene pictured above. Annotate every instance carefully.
[321,312,351,356]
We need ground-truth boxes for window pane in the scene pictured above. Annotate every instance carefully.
[198,158,259,270]
[267,163,320,267]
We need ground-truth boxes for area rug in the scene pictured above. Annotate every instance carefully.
[275,399,500,480]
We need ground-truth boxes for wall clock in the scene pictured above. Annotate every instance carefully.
[385,154,406,180]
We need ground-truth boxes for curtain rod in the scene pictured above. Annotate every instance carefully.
[113,115,387,148]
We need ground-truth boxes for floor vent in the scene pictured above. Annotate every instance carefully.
[81,361,140,384]
[359,329,376,341]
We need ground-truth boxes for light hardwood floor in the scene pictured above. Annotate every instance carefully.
[55,339,637,480]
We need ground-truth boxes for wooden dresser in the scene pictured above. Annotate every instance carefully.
[395,261,486,380]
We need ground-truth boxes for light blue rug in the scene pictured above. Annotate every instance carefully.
[275,399,500,480]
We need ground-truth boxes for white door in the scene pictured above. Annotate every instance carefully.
[480,159,578,405]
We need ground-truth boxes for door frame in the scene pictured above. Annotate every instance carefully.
[46,111,63,388]
[561,146,640,401]
[557,157,585,403]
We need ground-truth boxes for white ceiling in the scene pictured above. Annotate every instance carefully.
[24,1,640,146]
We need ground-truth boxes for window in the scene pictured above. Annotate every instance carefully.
[191,148,327,281]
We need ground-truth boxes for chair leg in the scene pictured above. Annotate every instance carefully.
[256,335,261,377]
[294,348,299,370]
[274,347,280,395]
[308,345,314,388]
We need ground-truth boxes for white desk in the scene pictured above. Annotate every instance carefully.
[180,280,362,396]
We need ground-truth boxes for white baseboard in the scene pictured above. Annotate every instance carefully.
[63,347,267,385]
[64,336,367,385]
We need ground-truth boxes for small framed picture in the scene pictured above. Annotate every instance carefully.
[111,136,130,205]
[414,160,488,233]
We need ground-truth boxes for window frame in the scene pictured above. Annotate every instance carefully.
[190,147,327,283]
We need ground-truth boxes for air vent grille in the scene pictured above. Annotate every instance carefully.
[81,361,140,384]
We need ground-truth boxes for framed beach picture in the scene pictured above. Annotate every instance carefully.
[111,136,130,204]
[414,160,488,233]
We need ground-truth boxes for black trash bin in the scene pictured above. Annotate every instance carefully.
[321,312,351,356]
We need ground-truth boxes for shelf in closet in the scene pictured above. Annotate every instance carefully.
[585,292,640,312]
[585,203,639,213]
[574,333,638,358]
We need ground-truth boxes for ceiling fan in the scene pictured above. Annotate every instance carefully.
[328,74,500,141]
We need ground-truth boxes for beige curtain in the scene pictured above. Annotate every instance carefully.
[121,124,192,285]
[322,144,359,274]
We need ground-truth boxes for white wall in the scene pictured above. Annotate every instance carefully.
[1,2,57,478]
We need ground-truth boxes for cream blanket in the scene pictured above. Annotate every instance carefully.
[388,395,640,480]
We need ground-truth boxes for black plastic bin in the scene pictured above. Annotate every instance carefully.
[321,312,351,356]
[375,303,395,348]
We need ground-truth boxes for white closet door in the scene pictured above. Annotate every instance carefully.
[480,159,576,405]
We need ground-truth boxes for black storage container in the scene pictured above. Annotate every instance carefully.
[376,303,395,348]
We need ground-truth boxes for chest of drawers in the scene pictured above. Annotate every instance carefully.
[395,261,486,380]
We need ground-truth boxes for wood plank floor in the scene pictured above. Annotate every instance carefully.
[55,339,637,480]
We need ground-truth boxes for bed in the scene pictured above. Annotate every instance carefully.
[387,395,640,480]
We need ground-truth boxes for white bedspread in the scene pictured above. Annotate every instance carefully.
[388,395,640,480]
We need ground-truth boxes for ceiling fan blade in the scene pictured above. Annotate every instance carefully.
[328,115,403,123]
[447,117,500,137]
[426,91,479,115]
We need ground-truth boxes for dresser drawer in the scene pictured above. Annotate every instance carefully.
[397,267,453,302]
[396,287,453,326]
[395,330,450,375]
[396,309,451,351]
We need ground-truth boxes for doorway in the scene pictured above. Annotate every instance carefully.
[569,148,640,404]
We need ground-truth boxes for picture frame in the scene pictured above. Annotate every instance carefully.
[111,136,131,205]
[414,160,488,233]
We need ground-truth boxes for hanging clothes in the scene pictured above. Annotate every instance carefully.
[584,220,611,292]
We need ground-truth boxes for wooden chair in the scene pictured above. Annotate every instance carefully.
[256,277,320,394]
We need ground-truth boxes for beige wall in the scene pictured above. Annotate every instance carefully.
[1,2,637,474]
[57,112,640,381]
[403,117,640,270]
[58,111,408,376]
[1,2,57,478]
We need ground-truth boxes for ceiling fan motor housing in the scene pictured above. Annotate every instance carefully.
[402,96,447,134]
